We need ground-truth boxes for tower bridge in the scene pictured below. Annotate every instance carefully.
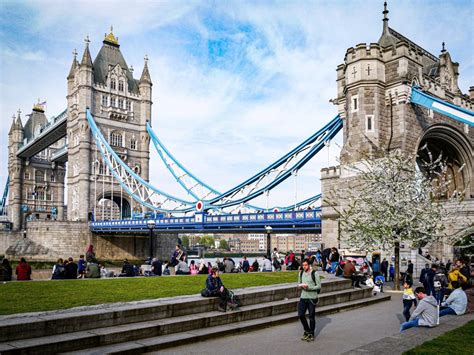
[1,4,473,262]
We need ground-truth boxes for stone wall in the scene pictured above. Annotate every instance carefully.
[2,220,177,262]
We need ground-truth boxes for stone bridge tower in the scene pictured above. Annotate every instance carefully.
[66,29,152,221]
[321,3,473,254]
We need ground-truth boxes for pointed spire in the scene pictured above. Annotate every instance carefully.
[68,49,78,79]
[81,35,93,68]
[441,42,446,53]
[382,1,389,33]
[15,109,23,127]
[139,55,152,85]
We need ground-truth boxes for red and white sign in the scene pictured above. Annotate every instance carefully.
[196,201,204,212]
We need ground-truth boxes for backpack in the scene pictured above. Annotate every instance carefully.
[299,270,321,294]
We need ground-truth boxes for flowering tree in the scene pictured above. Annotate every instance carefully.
[329,148,466,290]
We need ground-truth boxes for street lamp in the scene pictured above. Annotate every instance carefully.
[147,219,156,260]
[265,225,272,259]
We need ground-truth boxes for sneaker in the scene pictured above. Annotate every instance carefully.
[306,334,315,342]
[301,332,309,341]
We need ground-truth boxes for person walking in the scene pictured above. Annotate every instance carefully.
[15,257,32,281]
[381,258,389,280]
[298,258,321,342]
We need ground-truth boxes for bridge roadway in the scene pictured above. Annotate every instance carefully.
[90,208,321,234]
[16,109,67,159]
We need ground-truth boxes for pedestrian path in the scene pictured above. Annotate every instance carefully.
[155,287,471,355]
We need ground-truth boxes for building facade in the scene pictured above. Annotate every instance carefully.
[66,29,152,222]
[321,4,473,254]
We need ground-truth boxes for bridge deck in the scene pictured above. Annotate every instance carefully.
[90,209,321,234]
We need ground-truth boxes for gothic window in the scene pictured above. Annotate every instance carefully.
[99,162,104,175]
[130,139,137,150]
[118,80,124,92]
[365,115,374,133]
[24,171,30,180]
[110,131,123,147]
[118,99,124,109]
[111,97,116,107]
[50,174,56,182]
[101,95,108,107]
[351,95,359,113]
[111,79,116,90]
[74,134,79,146]
[126,100,132,111]
[35,170,45,183]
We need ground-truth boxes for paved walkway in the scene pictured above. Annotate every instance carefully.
[156,287,471,355]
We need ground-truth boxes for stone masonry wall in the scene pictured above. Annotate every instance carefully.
[2,220,177,262]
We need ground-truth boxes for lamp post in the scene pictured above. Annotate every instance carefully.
[265,225,272,259]
[147,219,156,260]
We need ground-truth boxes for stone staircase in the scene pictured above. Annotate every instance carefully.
[0,277,390,354]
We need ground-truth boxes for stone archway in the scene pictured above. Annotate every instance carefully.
[416,124,473,199]
[96,193,132,220]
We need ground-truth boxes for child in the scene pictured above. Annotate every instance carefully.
[402,281,417,322]
[77,254,86,279]
[389,264,395,282]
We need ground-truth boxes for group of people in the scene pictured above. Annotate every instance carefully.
[400,258,473,332]
[0,257,32,281]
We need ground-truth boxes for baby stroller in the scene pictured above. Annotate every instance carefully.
[374,275,385,293]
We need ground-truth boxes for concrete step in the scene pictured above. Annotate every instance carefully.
[0,278,352,343]
[64,294,392,355]
[0,286,371,355]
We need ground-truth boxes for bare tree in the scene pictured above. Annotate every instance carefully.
[327,147,466,290]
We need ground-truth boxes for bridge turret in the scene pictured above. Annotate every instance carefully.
[139,55,153,125]
[7,110,25,230]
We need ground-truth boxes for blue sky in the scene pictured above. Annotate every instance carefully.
[0,0,473,208]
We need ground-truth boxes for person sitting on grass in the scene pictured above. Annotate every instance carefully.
[85,261,100,278]
[400,286,438,332]
[52,258,67,280]
[241,256,250,273]
[119,259,135,277]
[261,256,272,272]
[15,257,32,281]
[251,259,259,272]
[175,259,191,275]
[201,266,232,312]
[439,281,467,317]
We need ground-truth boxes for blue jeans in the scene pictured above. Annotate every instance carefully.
[439,307,456,317]
[400,318,419,332]
[299,298,316,336]
[331,262,338,273]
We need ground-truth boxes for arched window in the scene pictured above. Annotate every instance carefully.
[118,80,124,92]
[118,98,124,109]
[130,139,137,150]
[111,97,116,107]
[110,131,123,147]
[111,79,116,90]
[101,95,108,106]
[126,100,132,111]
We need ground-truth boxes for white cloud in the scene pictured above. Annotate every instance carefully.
[0,0,472,211]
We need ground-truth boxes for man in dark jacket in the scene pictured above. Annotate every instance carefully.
[321,248,331,272]
[419,264,430,292]
[151,258,162,276]
[65,257,78,279]
[407,260,414,279]
[381,258,389,280]
[120,259,135,277]
[425,264,438,296]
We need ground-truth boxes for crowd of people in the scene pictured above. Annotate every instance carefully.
[399,258,473,332]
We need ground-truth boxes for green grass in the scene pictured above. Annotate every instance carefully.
[0,272,299,315]
[404,320,474,355]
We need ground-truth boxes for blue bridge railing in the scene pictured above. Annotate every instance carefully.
[90,209,322,234]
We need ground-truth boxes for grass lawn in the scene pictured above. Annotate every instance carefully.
[0,272,299,315]
[404,320,474,355]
